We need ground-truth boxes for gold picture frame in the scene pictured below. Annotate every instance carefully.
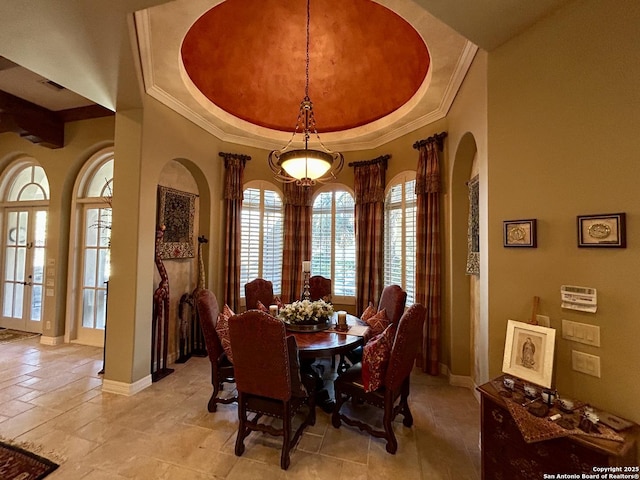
[502,319,556,388]
[503,219,537,248]
[577,212,626,248]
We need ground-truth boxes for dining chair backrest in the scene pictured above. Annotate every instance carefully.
[196,288,223,363]
[229,309,291,400]
[308,275,331,302]
[244,278,274,310]
[195,288,237,412]
[384,303,426,391]
[378,285,407,323]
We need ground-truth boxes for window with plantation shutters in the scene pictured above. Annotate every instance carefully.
[384,172,416,305]
[240,181,283,297]
[311,186,356,302]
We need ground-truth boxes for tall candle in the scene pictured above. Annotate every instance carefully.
[269,305,279,316]
[337,311,347,326]
[302,260,311,273]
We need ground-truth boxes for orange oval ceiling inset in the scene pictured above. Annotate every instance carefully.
[181,0,430,133]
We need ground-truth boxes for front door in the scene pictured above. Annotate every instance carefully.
[1,208,47,332]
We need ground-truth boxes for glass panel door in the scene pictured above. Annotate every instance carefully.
[76,206,111,346]
[1,208,47,332]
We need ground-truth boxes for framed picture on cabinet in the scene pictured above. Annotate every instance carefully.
[502,320,556,388]
[503,219,537,248]
[577,213,626,248]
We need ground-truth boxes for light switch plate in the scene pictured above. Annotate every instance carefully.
[572,350,601,377]
[536,315,550,327]
[562,319,600,347]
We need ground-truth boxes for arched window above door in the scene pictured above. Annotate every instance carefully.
[3,164,49,202]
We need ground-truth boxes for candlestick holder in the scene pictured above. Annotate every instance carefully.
[302,271,311,300]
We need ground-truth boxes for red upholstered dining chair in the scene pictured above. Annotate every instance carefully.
[229,310,316,470]
[195,289,236,412]
[308,275,332,302]
[331,303,426,454]
[244,278,274,310]
[344,285,407,368]
[378,284,407,323]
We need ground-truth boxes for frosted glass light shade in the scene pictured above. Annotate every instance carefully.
[279,149,332,180]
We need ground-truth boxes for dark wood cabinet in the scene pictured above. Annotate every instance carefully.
[478,380,638,480]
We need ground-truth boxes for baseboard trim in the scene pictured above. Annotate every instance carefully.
[102,375,152,396]
[449,372,476,390]
[40,335,65,346]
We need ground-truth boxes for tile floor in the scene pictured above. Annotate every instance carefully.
[0,337,480,479]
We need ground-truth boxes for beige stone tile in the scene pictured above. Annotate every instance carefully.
[0,398,36,417]
[226,457,286,480]
[115,454,219,480]
[0,374,35,389]
[0,404,62,439]
[0,340,484,480]
[79,429,156,472]
[46,460,95,480]
[0,384,36,403]
[298,431,323,453]
[318,420,369,464]
[18,428,99,462]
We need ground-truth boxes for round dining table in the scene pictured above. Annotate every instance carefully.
[287,312,364,412]
[288,312,364,360]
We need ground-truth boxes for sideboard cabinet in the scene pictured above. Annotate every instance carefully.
[478,380,638,480]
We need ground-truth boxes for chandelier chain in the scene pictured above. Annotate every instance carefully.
[305,0,310,100]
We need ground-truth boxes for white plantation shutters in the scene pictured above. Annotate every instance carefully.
[240,184,284,296]
[311,189,356,299]
[384,173,416,305]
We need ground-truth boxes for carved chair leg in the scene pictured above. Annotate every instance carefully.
[208,371,221,412]
[281,402,292,470]
[400,380,413,427]
[207,393,218,413]
[383,406,398,454]
[331,388,346,428]
[235,397,247,456]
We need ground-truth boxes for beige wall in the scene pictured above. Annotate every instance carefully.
[445,49,489,382]
[487,0,640,422]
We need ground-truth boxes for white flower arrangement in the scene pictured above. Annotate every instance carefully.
[278,299,334,325]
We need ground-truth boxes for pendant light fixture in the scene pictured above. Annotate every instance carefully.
[268,0,343,187]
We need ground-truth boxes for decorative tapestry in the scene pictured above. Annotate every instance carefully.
[157,185,197,259]
[465,176,480,275]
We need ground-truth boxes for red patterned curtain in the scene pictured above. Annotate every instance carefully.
[415,133,446,375]
[222,153,250,311]
[352,156,388,314]
[281,183,312,303]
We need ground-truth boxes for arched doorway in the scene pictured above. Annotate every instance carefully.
[449,132,480,383]
[0,160,50,333]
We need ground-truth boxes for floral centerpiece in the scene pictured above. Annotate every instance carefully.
[279,299,334,331]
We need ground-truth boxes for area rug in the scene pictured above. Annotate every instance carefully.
[0,329,40,344]
[0,440,59,479]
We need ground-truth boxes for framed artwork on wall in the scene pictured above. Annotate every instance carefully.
[157,185,197,259]
[577,213,626,248]
[503,219,537,248]
[502,319,556,388]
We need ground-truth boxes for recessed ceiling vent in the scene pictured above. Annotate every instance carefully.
[39,79,66,91]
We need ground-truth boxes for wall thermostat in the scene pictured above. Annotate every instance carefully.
[561,285,597,313]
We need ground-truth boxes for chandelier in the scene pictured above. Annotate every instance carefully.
[268,0,343,187]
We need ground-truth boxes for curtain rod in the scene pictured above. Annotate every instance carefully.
[219,152,251,162]
[348,154,391,168]
[412,131,447,150]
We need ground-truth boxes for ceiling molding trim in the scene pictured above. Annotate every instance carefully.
[438,42,478,113]
[135,9,155,97]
